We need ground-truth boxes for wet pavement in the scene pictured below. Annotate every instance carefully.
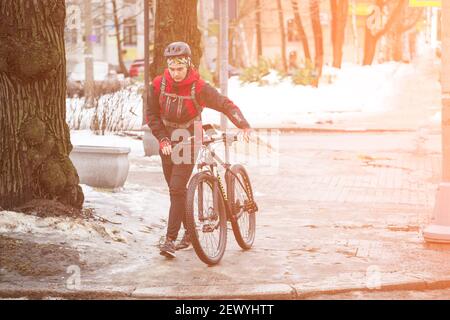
[1,128,449,299]
[1,51,449,300]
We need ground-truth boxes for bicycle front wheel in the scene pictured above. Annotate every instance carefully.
[229,164,256,250]
[185,172,227,265]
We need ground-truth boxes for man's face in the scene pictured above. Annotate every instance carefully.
[168,63,188,82]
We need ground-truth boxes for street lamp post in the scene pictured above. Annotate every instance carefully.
[142,0,159,156]
[144,0,149,117]
[84,0,94,107]
[219,0,229,133]
[424,1,450,243]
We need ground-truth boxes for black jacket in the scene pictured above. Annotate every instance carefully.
[146,69,250,142]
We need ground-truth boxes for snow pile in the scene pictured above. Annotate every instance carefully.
[0,182,169,245]
[66,61,413,129]
[0,210,123,242]
[70,130,145,157]
[225,61,404,127]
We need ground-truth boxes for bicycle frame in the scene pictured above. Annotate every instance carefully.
[194,134,253,222]
[194,142,233,221]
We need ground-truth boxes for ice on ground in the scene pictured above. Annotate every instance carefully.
[0,182,169,247]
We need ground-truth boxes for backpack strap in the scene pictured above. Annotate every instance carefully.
[191,82,202,116]
[160,75,167,99]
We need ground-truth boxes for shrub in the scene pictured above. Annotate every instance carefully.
[291,60,319,86]
[239,57,271,85]
[66,84,142,134]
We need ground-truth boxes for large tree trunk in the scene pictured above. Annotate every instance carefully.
[112,0,130,77]
[276,0,288,73]
[363,25,378,65]
[0,0,84,210]
[363,0,407,65]
[310,0,323,86]
[392,27,404,62]
[255,0,263,58]
[388,6,423,62]
[291,0,311,62]
[330,0,348,68]
[151,0,201,78]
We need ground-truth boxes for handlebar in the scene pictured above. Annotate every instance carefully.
[185,132,239,146]
[204,132,238,145]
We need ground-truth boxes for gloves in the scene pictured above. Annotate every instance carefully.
[159,137,172,155]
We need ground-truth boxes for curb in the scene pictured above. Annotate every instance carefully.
[0,287,134,300]
[132,284,296,300]
[3,278,450,299]
[294,278,450,299]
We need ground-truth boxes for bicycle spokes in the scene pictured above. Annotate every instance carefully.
[192,180,224,258]
[230,165,256,249]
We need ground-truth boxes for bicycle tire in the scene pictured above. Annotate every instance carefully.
[185,171,227,265]
[229,164,256,249]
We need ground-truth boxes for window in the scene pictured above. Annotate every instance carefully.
[123,18,137,46]
[65,27,78,45]
[92,18,103,44]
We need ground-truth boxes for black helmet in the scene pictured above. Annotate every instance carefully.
[164,41,192,58]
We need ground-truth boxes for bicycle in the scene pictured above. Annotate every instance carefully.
[184,127,259,266]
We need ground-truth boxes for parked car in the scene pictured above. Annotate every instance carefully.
[129,59,144,79]
[67,61,122,97]
[129,59,145,79]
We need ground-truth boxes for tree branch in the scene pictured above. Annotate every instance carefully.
[374,0,407,39]
[399,8,423,33]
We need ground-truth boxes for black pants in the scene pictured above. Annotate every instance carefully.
[160,142,199,241]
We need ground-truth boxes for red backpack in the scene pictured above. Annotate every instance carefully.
[157,74,203,129]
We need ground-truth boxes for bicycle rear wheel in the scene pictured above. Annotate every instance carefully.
[185,172,227,265]
[229,164,256,249]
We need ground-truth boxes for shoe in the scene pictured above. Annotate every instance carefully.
[160,238,176,258]
[175,232,191,250]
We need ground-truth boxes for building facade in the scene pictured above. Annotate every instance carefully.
[65,0,154,72]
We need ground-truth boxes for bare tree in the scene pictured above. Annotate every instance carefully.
[88,0,145,76]
[310,0,323,86]
[363,0,406,65]
[388,6,423,61]
[0,0,84,210]
[291,0,311,62]
[111,0,130,77]
[276,0,288,72]
[330,0,349,68]
[255,0,263,58]
[231,0,267,66]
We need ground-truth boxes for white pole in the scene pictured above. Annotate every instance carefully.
[424,2,450,243]
[441,2,450,180]
[84,0,94,107]
[102,0,108,62]
[219,0,229,132]
[144,0,149,125]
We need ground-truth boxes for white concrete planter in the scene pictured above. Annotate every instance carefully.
[142,126,159,157]
[70,145,131,189]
